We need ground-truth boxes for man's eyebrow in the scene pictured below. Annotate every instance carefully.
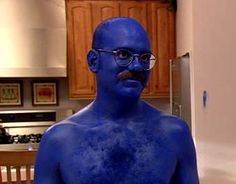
[113,47,151,53]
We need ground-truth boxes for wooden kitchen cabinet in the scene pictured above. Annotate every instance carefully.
[66,1,94,98]
[66,0,176,99]
[148,2,176,97]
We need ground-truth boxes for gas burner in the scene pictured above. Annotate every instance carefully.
[10,134,43,144]
[29,133,43,143]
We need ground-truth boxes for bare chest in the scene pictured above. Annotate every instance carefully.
[59,128,177,184]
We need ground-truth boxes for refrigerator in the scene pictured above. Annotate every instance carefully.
[170,53,192,130]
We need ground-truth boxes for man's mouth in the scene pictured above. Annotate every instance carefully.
[117,71,145,81]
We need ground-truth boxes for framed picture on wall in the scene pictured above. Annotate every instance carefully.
[32,81,58,106]
[0,81,23,106]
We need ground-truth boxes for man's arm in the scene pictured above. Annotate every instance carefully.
[34,129,63,184]
[170,119,199,184]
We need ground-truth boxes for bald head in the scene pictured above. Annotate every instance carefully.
[92,17,150,51]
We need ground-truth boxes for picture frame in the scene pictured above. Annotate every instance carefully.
[0,81,23,107]
[32,81,58,106]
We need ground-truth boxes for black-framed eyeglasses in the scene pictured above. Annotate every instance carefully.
[95,48,156,71]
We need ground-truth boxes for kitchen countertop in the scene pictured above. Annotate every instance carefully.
[0,143,39,151]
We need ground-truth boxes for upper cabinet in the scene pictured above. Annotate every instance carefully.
[66,0,176,99]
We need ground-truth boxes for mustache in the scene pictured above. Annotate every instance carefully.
[117,71,145,81]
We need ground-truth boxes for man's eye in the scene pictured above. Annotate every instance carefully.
[116,50,131,60]
[140,54,151,62]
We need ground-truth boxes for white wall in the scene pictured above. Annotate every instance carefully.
[193,0,236,144]
[176,0,196,138]
[176,0,193,55]
[177,0,236,183]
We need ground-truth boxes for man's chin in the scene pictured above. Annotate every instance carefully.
[118,86,143,99]
[116,79,146,99]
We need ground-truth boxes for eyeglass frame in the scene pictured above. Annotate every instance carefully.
[94,48,156,71]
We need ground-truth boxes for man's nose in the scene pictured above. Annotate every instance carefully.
[128,56,143,72]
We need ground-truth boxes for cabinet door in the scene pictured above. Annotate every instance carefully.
[147,2,176,97]
[92,1,119,29]
[120,2,148,29]
[67,1,95,98]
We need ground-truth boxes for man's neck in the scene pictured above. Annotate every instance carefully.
[91,94,143,121]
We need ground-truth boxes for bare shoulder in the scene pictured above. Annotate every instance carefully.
[158,113,191,136]
[43,105,96,137]
[39,104,106,149]
[39,121,78,150]
[143,102,194,154]
[143,101,190,134]
[39,111,94,150]
[156,113,195,158]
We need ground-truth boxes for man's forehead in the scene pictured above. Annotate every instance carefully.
[92,17,150,51]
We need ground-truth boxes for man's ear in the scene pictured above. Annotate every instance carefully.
[87,49,99,73]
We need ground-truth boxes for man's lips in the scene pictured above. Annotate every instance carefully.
[117,71,145,81]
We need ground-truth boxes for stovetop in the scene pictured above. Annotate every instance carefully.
[10,133,43,144]
[0,133,42,151]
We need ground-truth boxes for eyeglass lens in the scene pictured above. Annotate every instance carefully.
[114,49,156,70]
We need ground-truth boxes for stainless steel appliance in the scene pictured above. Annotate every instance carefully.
[170,53,192,130]
[0,109,73,150]
[0,0,66,77]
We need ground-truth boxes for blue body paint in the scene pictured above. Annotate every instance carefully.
[34,17,199,184]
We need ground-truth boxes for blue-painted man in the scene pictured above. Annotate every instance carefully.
[34,17,199,184]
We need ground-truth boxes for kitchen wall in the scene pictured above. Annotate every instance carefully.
[0,78,170,114]
[177,0,236,183]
